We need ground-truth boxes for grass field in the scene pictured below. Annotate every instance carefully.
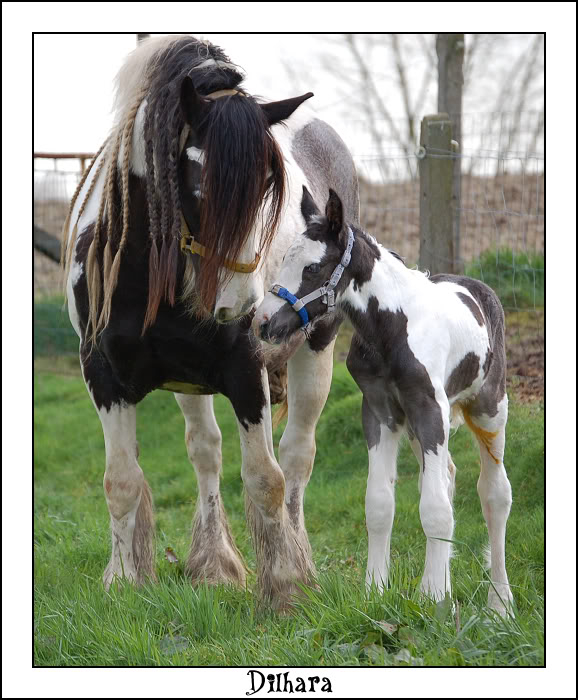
[34,359,544,667]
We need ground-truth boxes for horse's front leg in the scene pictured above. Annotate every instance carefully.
[83,372,156,588]
[174,393,247,587]
[226,359,314,609]
[278,332,336,559]
[409,390,454,601]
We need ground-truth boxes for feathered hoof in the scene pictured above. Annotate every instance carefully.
[102,561,157,590]
[186,545,248,589]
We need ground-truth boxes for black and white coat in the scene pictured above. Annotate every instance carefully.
[256,188,514,615]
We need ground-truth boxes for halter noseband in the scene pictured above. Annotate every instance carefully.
[270,227,355,328]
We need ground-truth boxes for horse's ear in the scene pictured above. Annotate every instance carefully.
[180,76,210,131]
[326,189,344,238]
[301,186,320,224]
[260,92,314,126]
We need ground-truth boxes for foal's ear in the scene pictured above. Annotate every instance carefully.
[301,186,320,224]
[260,92,314,126]
[180,77,211,132]
[326,189,344,238]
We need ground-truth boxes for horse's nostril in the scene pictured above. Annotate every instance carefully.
[260,321,270,339]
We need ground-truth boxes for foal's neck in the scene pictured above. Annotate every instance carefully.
[343,231,423,316]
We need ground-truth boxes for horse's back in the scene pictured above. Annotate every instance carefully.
[274,107,359,224]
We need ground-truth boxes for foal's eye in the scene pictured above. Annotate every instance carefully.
[306,263,321,274]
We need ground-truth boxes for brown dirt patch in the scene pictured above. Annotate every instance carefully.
[505,310,544,403]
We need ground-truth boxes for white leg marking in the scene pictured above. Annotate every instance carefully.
[239,368,313,606]
[175,393,222,526]
[279,339,334,535]
[175,393,246,585]
[94,400,146,587]
[419,393,454,601]
[470,396,514,615]
[365,425,402,592]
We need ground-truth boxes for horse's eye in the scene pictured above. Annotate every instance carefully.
[306,263,320,274]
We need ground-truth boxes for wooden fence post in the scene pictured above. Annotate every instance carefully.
[436,33,464,273]
[418,113,455,275]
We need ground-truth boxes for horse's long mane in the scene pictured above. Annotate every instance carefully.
[63,35,285,340]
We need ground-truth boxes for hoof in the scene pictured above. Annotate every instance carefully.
[488,589,515,618]
[187,547,248,589]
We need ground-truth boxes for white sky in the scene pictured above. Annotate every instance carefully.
[34,33,344,152]
[34,32,544,183]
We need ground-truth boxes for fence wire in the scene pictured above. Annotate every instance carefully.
[34,111,544,400]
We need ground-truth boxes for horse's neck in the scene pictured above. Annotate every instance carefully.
[343,235,427,317]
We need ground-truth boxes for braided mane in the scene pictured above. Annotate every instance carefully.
[63,35,283,341]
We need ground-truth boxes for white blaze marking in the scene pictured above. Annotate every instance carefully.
[186,146,205,165]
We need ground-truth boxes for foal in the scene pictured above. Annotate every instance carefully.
[255,187,514,615]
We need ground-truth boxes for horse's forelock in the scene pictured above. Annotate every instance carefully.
[197,96,286,308]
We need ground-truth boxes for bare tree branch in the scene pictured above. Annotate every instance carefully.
[390,34,415,143]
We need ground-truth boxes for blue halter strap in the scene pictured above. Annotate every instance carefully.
[270,286,310,326]
[270,226,355,328]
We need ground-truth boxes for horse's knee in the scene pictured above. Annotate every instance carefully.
[104,459,144,520]
[185,426,222,472]
[419,493,454,539]
[477,469,512,513]
[365,484,395,534]
[279,430,316,481]
[243,460,286,518]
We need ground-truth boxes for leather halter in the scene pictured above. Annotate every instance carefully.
[180,215,260,274]
[270,227,355,327]
[179,87,260,274]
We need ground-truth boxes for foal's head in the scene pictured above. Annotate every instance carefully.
[257,187,354,343]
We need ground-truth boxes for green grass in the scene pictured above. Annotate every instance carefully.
[465,248,544,310]
[34,363,544,667]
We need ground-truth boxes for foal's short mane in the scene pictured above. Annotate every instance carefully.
[63,35,285,342]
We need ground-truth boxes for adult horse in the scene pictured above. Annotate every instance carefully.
[63,35,359,608]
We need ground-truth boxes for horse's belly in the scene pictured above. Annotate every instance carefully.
[159,381,216,395]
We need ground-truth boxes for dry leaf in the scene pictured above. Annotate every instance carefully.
[165,546,179,564]
[375,621,398,635]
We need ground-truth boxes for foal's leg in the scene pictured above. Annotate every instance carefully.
[409,392,454,601]
[410,436,456,502]
[86,392,155,588]
[362,399,402,591]
[174,393,246,587]
[278,338,335,558]
[229,364,313,609]
[465,395,514,615]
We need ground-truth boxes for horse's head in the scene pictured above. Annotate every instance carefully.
[256,187,353,344]
[178,77,313,322]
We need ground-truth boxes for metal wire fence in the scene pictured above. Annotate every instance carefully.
[34,111,544,399]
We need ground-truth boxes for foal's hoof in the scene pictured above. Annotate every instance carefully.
[488,590,515,618]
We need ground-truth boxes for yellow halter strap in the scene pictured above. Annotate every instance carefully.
[179,88,259,274]
[180,215,261,274]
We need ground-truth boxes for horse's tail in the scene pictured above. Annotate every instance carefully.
[272,397,289,430]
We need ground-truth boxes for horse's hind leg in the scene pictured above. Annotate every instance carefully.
[464,395,514,615]
[85,389,156,588]
[278,337,335,559]
[174,393,246,587]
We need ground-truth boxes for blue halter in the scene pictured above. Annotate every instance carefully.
[270,227,355,328]
[269,286,310,326]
